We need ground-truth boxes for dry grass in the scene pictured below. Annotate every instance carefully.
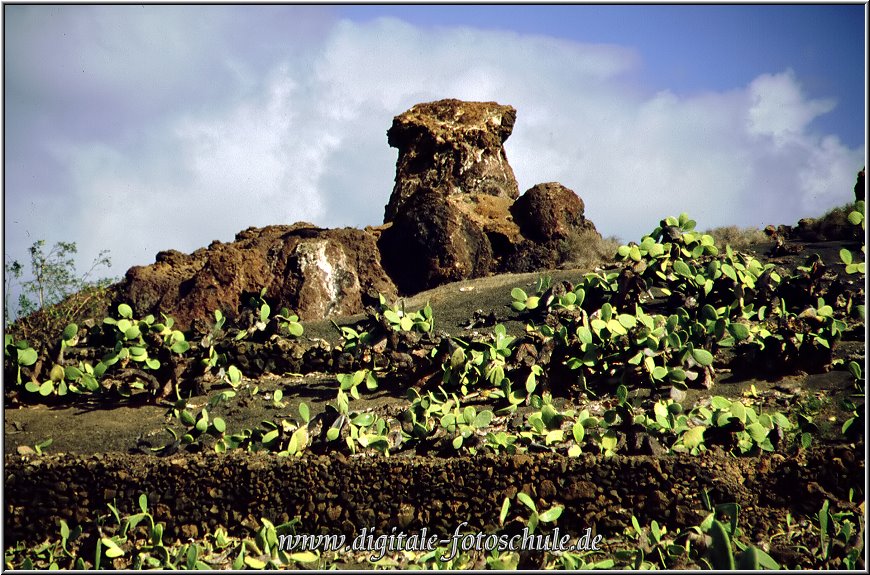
[815,203,854,227]
[557,227,621,270]
[7,283,116,352]
[758,201,864,242]
[798,202,863,241]
[703,225,768,252]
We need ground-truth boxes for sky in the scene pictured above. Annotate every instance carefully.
[2,4,866,310]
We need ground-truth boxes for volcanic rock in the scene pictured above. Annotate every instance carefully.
[379,101,602,292]
[510,182,594,242]
[379,190,495,294]
[380,180,603,290]
[117,223,395,330]
[383,99,519,223]
[87,100,603,327]
[498,182,601,272]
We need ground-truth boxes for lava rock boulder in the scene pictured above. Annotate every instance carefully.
[510,182,595,242]
[379,190,494,295]
[117,223,395,329]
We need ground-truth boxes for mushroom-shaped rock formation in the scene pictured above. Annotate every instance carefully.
[383,98,519,223]
[380,99,601,293]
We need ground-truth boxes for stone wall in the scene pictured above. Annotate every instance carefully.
[5,447,861,548]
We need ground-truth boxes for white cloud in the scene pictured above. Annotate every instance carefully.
[747,70,837,145]
[173,66,327,224]
[3,11,864,303]
[303,18,862,241]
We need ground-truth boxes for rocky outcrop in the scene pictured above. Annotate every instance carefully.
[379,190,497,295]
[384,99,519,222]
[381,178,601,292]
[106,99,601,324]
[501,182,600,273]
[117,224,395,330]
[381,100,600,293]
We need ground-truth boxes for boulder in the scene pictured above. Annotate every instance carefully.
[498,239,569,275]
[384,99,519,222]
[502,182,601,273]
[510,182,595,242]
[117,224,395,330]
[379,190,494,294]
[380,180,603,290]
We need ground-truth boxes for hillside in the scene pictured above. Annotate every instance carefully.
[3,100,866,569]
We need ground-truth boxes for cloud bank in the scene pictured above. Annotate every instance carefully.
[4,8,865,291]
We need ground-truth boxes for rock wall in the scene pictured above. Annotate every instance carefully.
[4,447,861,549]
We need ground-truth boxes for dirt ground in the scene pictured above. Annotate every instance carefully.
[4,241,863,456]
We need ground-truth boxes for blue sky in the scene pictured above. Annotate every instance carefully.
[340,5,865,147]
[2,4,866,308]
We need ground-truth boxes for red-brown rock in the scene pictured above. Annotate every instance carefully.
[379,190,494,295]
[384,99,519,223]
[107,100,602,326]
[510,182,594,242]
[379,102,602,291]
[117,224,395,329]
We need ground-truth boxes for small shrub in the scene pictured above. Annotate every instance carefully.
[5,240,115,344]
[703,225,767,252]
[796,202,864,242]
[557,228,620,269]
